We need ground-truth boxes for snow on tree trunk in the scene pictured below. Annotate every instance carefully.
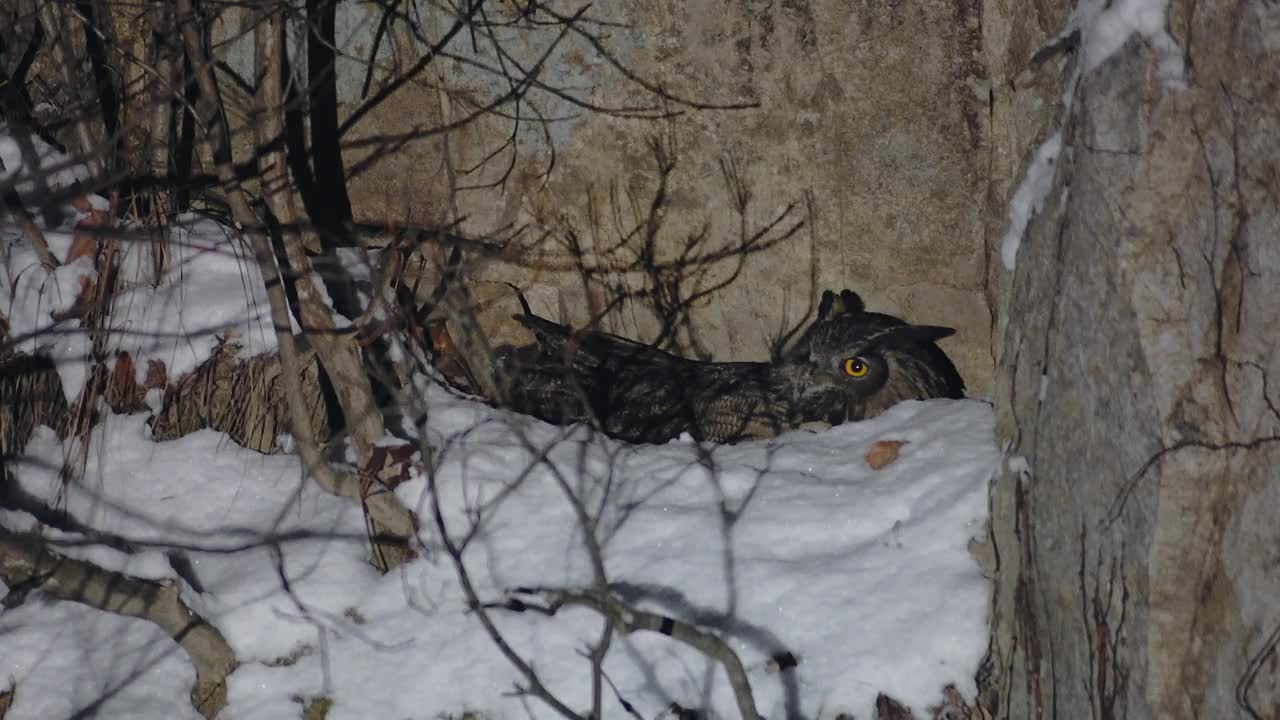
[984,2,1280,718]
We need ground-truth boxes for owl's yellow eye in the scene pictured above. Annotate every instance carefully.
[844,357,869,378]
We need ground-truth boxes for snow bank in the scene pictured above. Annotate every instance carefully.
[0,227,97,394]
[3,385,1000,720]
[0,599,202,720]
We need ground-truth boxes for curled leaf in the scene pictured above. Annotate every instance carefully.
[865,439,908,470]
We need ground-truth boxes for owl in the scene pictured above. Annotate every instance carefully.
[495,289,965,444]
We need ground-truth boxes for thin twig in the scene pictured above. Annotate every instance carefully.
[419,420,588,720]
[498,586,767,720]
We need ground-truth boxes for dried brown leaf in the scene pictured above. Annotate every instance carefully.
[865,439,908,470]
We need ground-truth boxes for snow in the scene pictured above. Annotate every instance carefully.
[2,385,1000,720]
[1000,131,1062,271]
[1,209,281,404]
[1,214,281,402]
[0,597,203,720]
[999,0,1184,270]
[12,420,376,660]
[1074,0,1185,84]
[3,122,283,402]
[102,214,283,393]
[0,227,98,389]
[1006,455,1032,479]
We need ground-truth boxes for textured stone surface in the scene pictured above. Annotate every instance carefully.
[207,0,998,396]
[11,0,1029,394]
[985,1,1280,717]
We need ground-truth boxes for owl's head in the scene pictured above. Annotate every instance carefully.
[786,289,965,420]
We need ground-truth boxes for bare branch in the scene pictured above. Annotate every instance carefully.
[420,422,588,720]
[496,586,767,720]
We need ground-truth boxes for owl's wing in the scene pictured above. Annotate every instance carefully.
[498,312,694,437]
[915,339,966,398]
[662,363,792,443]
[515,313,682,371]
[684,393,787,442]
[498,343,594,426]
[501,332,795,444]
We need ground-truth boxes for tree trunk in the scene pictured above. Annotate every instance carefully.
[303,0,353,230]
[984,2,1280,719]
[174,0,416,571]
[252,6,387,461]
[35,0,104,179]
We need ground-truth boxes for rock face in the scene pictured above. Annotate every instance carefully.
[199,0,997,396]
[16,0,1009,393]
[985,1,1280,717]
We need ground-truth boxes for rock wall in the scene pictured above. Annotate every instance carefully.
[206,0,1000,395]
[3,0,1103,396]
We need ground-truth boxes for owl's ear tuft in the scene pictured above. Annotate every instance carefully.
[817,288,866,321]
[837,289,865,316]
[874,324,956,347]
[817,290,837,320]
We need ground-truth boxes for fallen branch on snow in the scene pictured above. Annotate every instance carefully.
[0,527,236,718]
